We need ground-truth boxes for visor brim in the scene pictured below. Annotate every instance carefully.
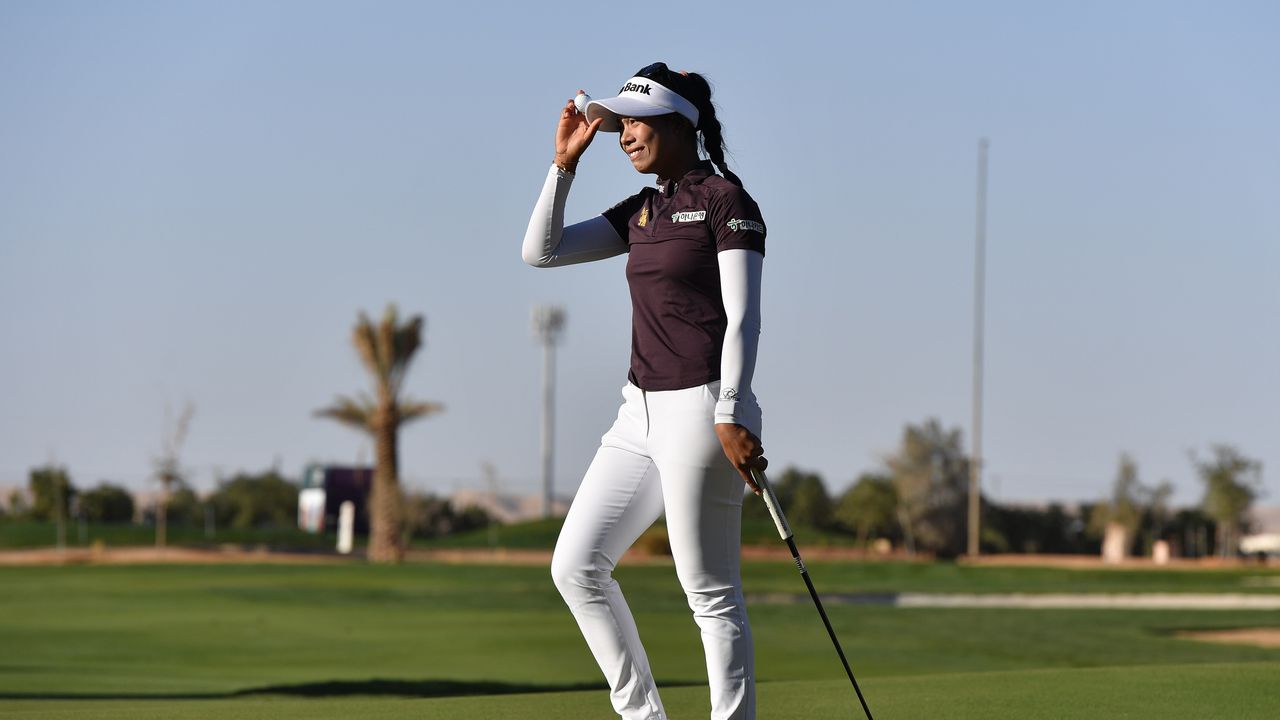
[585,97,681,133]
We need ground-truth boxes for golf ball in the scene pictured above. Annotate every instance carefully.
[574,92,591,114]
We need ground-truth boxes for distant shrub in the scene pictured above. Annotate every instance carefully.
[79,483,135,523]
[28,465,76,521]
[208,471,299,529]
[404,494,492,539]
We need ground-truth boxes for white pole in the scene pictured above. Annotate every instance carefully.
[337,501,355,555]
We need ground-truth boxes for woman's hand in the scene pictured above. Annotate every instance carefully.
[554,91,602,173]
[715,423,768,495]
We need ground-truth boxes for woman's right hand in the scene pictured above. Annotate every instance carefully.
[554,91,602,174]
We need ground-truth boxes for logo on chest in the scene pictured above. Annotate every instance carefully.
[637,206,649,227]
[670,210,707,223]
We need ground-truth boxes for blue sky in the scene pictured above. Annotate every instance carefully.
[1,1,1276,508]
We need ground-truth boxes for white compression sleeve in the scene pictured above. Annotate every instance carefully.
[522,165,627,267]
[715,248,764,437]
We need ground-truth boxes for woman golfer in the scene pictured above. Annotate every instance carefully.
[522,62,767,720]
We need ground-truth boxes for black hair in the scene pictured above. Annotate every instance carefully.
[680,72,742,188]
[635,62,743,188]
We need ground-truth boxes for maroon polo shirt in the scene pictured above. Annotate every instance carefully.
[601,161,766,392]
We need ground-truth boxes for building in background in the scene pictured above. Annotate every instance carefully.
[298,464,372,534]
[1241,506,1280,557]
[450,488,568,524]
[0,486,27,513]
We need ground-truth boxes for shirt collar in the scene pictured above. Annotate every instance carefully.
[657,160,715,196]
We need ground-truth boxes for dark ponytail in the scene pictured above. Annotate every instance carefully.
[682,72,743,188]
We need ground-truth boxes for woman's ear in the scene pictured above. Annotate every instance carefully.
[669,114,698,141]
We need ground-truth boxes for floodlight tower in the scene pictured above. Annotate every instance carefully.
[968,138,989,558]
[532,305,566,519]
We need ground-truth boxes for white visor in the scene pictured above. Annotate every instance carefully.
[585,76,700,132]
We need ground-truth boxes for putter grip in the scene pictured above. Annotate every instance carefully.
[751,469,794,540]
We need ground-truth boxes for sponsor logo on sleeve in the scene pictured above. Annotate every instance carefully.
[670,210,707,223]
[721,387,739,401]
[726,218,765,233]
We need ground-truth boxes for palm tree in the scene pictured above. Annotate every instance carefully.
[316,305,443,563]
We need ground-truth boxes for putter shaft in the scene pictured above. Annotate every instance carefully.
[785,536,875,720]
[753,469,875,720]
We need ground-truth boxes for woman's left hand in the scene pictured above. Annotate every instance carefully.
[715,423,767,495]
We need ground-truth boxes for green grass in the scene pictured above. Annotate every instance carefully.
[0,514,856,553]
[411,516,565,549]
[417,516,864,550]
[740,560,1280,595]
[1,562,1278,718]
[0,520,336,551]
[3,664,1277,719]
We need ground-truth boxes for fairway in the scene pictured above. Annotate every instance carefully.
[2,561,1279,718]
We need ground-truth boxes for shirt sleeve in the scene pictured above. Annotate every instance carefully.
[600,191,648,243]
[715,247,764,438]
[522,165,628,267]
[706,184,766,255]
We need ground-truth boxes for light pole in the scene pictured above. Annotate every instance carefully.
[532,305,566,519]
[968,138,989,558]
[54,464,66,552]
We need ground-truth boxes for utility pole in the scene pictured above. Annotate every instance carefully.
[53,461,66,552]
[968,138,989,558]
[532,305,565,519]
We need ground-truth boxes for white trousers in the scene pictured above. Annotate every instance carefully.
[552,381,756,720]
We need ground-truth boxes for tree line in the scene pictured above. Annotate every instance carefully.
[743,419,1264,559]
[3,466,490,546]
[3,305,1265,563]
[6,467,298,530]
[4,423,1263,560]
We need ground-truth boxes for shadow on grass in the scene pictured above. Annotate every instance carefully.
[0,677,706,701]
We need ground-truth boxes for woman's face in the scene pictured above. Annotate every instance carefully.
[619,115,688,177]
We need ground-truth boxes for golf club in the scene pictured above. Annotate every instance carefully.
[751,468,875,720]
